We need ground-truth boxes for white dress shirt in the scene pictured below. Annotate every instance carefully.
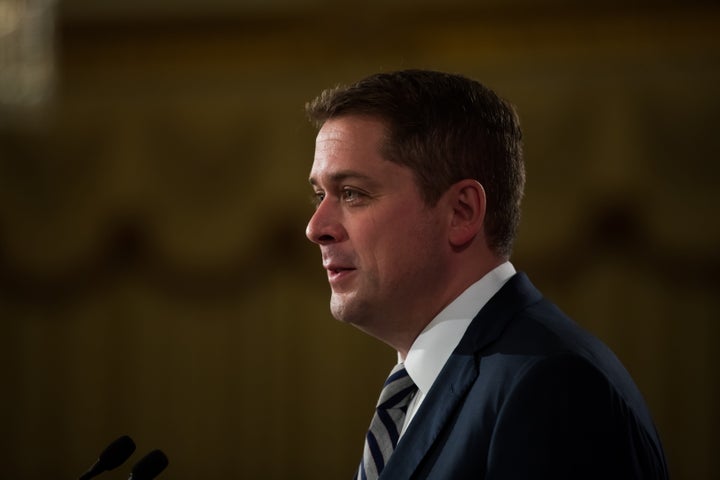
[399,262,516,436]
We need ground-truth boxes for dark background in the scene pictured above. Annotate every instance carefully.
[0,1,718,478]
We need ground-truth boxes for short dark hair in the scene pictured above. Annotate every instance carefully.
[306,69,525,258]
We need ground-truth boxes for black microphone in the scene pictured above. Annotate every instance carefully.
[128,449,169,480]
[79,435,136,480]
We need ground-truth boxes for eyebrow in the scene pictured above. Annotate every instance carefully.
[308,170,377,187]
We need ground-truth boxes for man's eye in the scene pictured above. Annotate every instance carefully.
[312,192,325,206]
[342,189,364,202]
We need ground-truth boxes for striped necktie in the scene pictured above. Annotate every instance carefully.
[356,363,418,480]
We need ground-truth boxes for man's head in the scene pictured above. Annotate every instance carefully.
[305,70,525,354]
[306,69,525,258]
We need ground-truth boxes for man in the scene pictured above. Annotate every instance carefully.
[304,70,668,479]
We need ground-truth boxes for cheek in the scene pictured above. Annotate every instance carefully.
[354,206,444,276]
[381,216,442,274]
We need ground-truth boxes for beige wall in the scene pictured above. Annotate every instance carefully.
[1,3,718,478]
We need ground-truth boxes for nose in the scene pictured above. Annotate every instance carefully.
[306,199,347,245]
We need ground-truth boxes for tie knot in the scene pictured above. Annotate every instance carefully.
[377,363,417,410]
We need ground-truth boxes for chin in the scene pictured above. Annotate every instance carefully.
[330,294,372,326]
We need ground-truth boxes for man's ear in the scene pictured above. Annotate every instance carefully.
[447,179,486,249]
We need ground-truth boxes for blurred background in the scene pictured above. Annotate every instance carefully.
[0,0,718,478]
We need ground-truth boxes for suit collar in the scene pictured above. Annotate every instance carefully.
[404,262,517,396]
[454,272,542,355]
[380,272,542,478]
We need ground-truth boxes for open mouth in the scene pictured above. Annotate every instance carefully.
[327,267,356,282]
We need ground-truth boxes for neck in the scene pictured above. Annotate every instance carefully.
[378,255,508,358]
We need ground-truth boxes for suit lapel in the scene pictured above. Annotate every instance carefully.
[380,352,478,479]
[379,273,542,479]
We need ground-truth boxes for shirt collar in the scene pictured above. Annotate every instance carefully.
[402,262,516,395]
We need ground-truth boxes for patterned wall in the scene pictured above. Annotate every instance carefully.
[0,4,718,479]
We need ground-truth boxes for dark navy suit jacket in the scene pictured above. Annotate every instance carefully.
[379,273,668,479]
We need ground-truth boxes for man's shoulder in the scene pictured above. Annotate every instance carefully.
[463,288,661,439]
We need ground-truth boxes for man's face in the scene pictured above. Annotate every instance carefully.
[306,116,449,336]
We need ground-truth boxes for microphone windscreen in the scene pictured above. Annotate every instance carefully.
[79,435,136,480]
[130,449,169,480]
[99,435,136,470]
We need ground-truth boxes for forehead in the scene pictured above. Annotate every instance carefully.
[309,116,388,180]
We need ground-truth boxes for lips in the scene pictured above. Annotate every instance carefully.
[326,265,353,273]
[325,265,356,275]
[323,262,357,285]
